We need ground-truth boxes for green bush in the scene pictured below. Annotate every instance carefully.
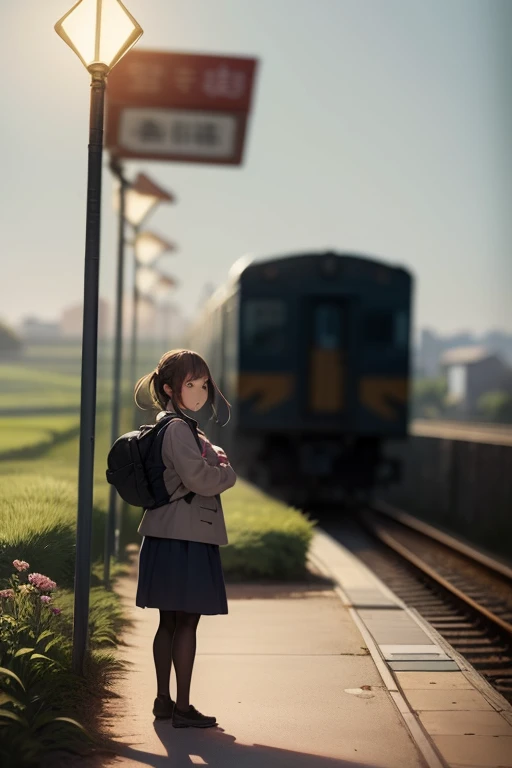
[0,559,127,767]
[220,480,317,580]
[477,390,512,424]
[0,475,111,590]
[412,376,447,419]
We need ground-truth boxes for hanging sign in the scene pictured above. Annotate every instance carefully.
[106,50,259,165]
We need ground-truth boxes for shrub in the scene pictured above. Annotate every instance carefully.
[0,559,91,767]
[220,480,317,580]
[477,390,512,424]
[412,376,447,419]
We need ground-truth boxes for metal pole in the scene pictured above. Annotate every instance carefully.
[72,66,106,676]
[130,228,140,429]
[104,158,127,587]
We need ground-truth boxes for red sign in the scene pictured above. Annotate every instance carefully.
[105,50,258,165]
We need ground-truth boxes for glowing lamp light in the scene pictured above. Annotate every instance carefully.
[136,266,160,294]
[117,174,176,228]
[55,0,143,74]
[136,232,177,266]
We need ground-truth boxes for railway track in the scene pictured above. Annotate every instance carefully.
[352,503,512,703]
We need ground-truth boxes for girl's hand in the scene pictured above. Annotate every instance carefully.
[213,446,229,465]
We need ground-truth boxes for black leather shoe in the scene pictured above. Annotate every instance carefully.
[172,704,217,728]
[153,695,175,719]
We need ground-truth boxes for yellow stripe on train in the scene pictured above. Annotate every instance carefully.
[310,348,344,412]
[360,377,409,420]
[238,373,295,413]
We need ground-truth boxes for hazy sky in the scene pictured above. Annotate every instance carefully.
[1,0,511,336]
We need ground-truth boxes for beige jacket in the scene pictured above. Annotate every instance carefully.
[137,415,236,545]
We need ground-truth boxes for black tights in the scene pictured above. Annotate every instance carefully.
[153,610,201,708]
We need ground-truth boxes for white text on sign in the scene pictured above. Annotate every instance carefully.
[118,109,238,159]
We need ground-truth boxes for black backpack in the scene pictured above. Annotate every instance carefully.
[106,413,202,509]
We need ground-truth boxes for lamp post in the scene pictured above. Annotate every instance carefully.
[103,157,129,589]
[153,276,178,350]
[130,223,176,428]
[55,0,143,676]
[104,177,175,581]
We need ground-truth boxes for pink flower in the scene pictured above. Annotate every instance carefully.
[50,607,62,616]
[13,560,30,572]
[28,573,57,592]
[0,589,15,600]
[40,595,52,604]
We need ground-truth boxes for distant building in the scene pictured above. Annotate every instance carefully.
[20,317,61,341]
[60,298,110,339]
[418,329,477,377]
[441,346,512,416]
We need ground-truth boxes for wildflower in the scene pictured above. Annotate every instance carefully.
[19,584,33,594]
[28,573,57,592]
[13,560,30,572]
[50,607,62,616]
[40,595,53,604]
[0,589,15,600]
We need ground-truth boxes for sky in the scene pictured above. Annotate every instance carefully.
[1,0,511,338]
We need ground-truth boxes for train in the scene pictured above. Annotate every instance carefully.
[186,250,413,507]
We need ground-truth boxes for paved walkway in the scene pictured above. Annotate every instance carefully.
[90,541,427,768]
[75,527,512,768]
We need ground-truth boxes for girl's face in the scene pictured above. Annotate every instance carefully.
[179,375,209,412]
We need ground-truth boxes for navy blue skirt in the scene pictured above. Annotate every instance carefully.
[135,536,228,615]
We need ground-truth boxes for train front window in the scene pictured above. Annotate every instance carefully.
[315,304,342,349]
[364,309,408,348]
[243,300,287,354]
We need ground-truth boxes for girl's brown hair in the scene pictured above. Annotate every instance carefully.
[134,349,224,421]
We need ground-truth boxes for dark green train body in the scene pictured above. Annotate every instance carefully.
[187,251,413,506]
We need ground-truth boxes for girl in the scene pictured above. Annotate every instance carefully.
[134,349,236,729]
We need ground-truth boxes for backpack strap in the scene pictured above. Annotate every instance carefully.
[157,412,203,454]
[152,413,204,507]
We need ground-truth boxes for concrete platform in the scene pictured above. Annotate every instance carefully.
[96,555,428,767]
[87,527,512,768]
[309,529,512,768]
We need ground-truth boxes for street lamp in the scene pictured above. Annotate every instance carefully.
[104,172,175,585]
[124,174,175,228]
[55,0,143,676]
[135,232,177,265]
[130,224,176,427]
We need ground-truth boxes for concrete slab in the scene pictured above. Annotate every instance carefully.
[389,661,460,672]
[380,645,451,661]
[418,710,512,736]
[198,593,370,657]
[406,689,494,711]
[380,643,449,660]
[395,672,474,690]
[311,532,401,608]
[430,734,512,767]
[358,613,433,646]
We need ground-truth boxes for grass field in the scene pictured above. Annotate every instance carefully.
[0,363,86,411]
[0,413,80,457]
[0,363,113,413]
